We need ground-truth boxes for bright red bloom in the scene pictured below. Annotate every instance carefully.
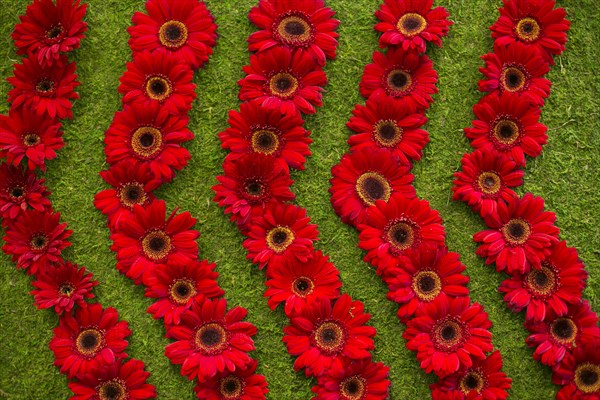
[375,0,452,52]
[193,360,268,400]
[7,55,79,120]
[283,294,376,377]
[330,148,415,228]
[12,0,87,67]
[358,194,445,273]
[145,259,224,326]
[265,250,341,317]
[238,46,327,115]
[119,49,196,115]
[248,0,340,66]
[553,338,600,400]
[452,148,523,218]
[465,93,548,166]
[360,47,438,110]
[165,298,256,381]
[474,193,560,274]
[128,0,217,70]
[404,296,493,378]
[490,0,570,65]
[312,359,391,400]
[499,240,587,321]
[346,96,429,165]
[110,200,199,285]
[479,41,551,106]
[0,163,51,221]
[31,261,97,315]
[243,202,318,270]
[49,303,130,378]
[2,209,71,276]
[219,101,311,170]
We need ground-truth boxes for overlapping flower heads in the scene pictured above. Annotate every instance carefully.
[0,1,156,398]
[452,1,600,398]
[94,0,268,398]
[329,0,512,398]
[213,0,392,397]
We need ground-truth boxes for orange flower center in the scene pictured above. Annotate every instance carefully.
[219,374,244,399]
[195,323,228,354]
[169,279,197,305]
[145,75,172,101]
[397,13,427,37]
[131,126,162,159]
[373,119,403,147]
[118,182,146,208]
[98,379,127,400]
[355,172,391,207]
[76,328,104,357]
[277,15,312,44]
[340,375,367,400]
[291,276,314,298]
[501,66,527,92]
[251,129,279,155]
[502,218,531,245]
[266,226,295,253]
[516,17,541,42]
[141,229,171,261]
[477,171,502,195]
[412,270,442,302]
[550,317,578,345]
[269,72,299,98]
[313,321,345,354]
[575,363,600,394]
[459,370,485,394]
[159,20,188,48]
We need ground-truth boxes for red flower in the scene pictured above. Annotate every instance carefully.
[31,260,97,315]
[474,193,560,274]
[243,202,318,270]
[404,296,493,378]
[375,0,452,52]
[553,338,600,400]
[128,0,217,70]
[265,250,341,317]
[219,101,311,170]
[490,0,570,65]
[110,200,199,285]
[49,303,130,378]
[358,194,445,273]
[465,93,548,166]
[2,209,71,276]
[145,259,224,326]
[248,0,340,66]
[238,46,327,115]
[119,49,196,115]
[360,47,438,110]
[346,96,429,165]
[384,244,469,323]
[12,0,87,67]
[193,360,268,400]
[478,41,551,106]
[312,359,391,400]
[431,351,511,400]
[0,163,51,221]
[282,294,376,377]
[330,148,415,228]
[165,298,256,381]
[499,240,587,321]
[68,358,156,400]
[452,148,523,218]
[7,55,79,119]
[104,102,193,182]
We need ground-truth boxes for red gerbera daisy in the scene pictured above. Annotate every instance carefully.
[474,193,560,274]
[0,163,51,221]
[2,209,71,276]
[238,46,327,115]
[165,298,256,381]
[12,0,87,67]
[128,0,217,70]
[465,93,548,166]
[330,148,416,228]
[31,260,97,315]
[375,0,452,52]
[119,49,196,115]
[312,359,391,400]
[49,303,130,378]
[498,240,587,321]
[243,202,318,270]
[452,148,524,218]
[7,54,79,120]
[346,96,429,165]
[193,360,268,400]
[145,258,224,326]
[248,0,340,66]
[358,194,445,273]
[553,338,600,400]
[282,294,376,377]
[431,351,511,400]
[110,199,199,285]
[404,296,493,378]
[478,41,551,106]
[219,101,311,170]
[490,0,570,65]
[359,47,438,110]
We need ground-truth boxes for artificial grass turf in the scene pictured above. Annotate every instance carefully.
[0,0,598,398]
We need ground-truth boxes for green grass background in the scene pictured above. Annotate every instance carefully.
[0,0,598,398]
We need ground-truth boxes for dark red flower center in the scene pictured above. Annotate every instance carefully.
[58,282,75,297]
[76,328,104,357]
[516,17,541,42]
[313,321,346,355]
[219,374,244,399]
[269,72,299,99]
[502,218,531,245]
[292,276,314,298]
[501,66,527,92]
[356,171,391,206]
[36,78,55,93]
[98,379,127,400]
[251,129,279,155]
[525,265,558,297]
[131,126,162,159]
[145,75,172,101]
[433,319,466,351]
[9,185,25,200]
[575,363,600,394]
[159,20,188,48]
[266,226,295,253]
[119,182,146,208]
[550,317,578,344]
[195,323,228,354]
[169,278,197,305]
[412,270,442,302]
[23,133,41,147]
[459,370,485,394]
[243,179,266,199]
[276,14,313,45]
[45,24,64,39]
[30,234,48,250]
[373,119,403,147]
[386,221,417,252]
[477,171,502,195]
[141,229,171,261]
[340,375,366,400]
[397,13,427,37]
[492,118,521,145]
[386,69,413,95]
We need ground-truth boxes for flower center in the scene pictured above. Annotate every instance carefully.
[502,218,531,245]
[9,186,25,200]
[459,371,485,394]
[501,66,527,92]
[118,182,146,208]
[291,276,314,298]
[251,129,279,155]
[386,69,412,94]
[98,380,127,400]
[386,221,416,252]
[477,171,502,195]
[76,328,103,357]
[23,133,41,147]
[340,375,366,400]
[313,321,346,354]
[169,279,197,305]
[397,13,427,37]
[158,20,188,48]
[433,319,465,351]
[277,15,312,44]
[526,265,558,297]
[195,323,228,354]
[265,226,295,253]
[492,118,520,145]
[516,17,541,42]
[355,172,391,206]
[550,317,578,345]
[131,126,163,159]
[243,179,265,199]
[219,375,244,399]
[145,75,172,101]
[141,230,171,261]
[575,363,600,394]
[373,119,402,147]
[45,24,63,39]
[30,234,48,250]
[269,72,299,98]
[36,78,55,93]
[58,283,75,297]
[412,270,442,302]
